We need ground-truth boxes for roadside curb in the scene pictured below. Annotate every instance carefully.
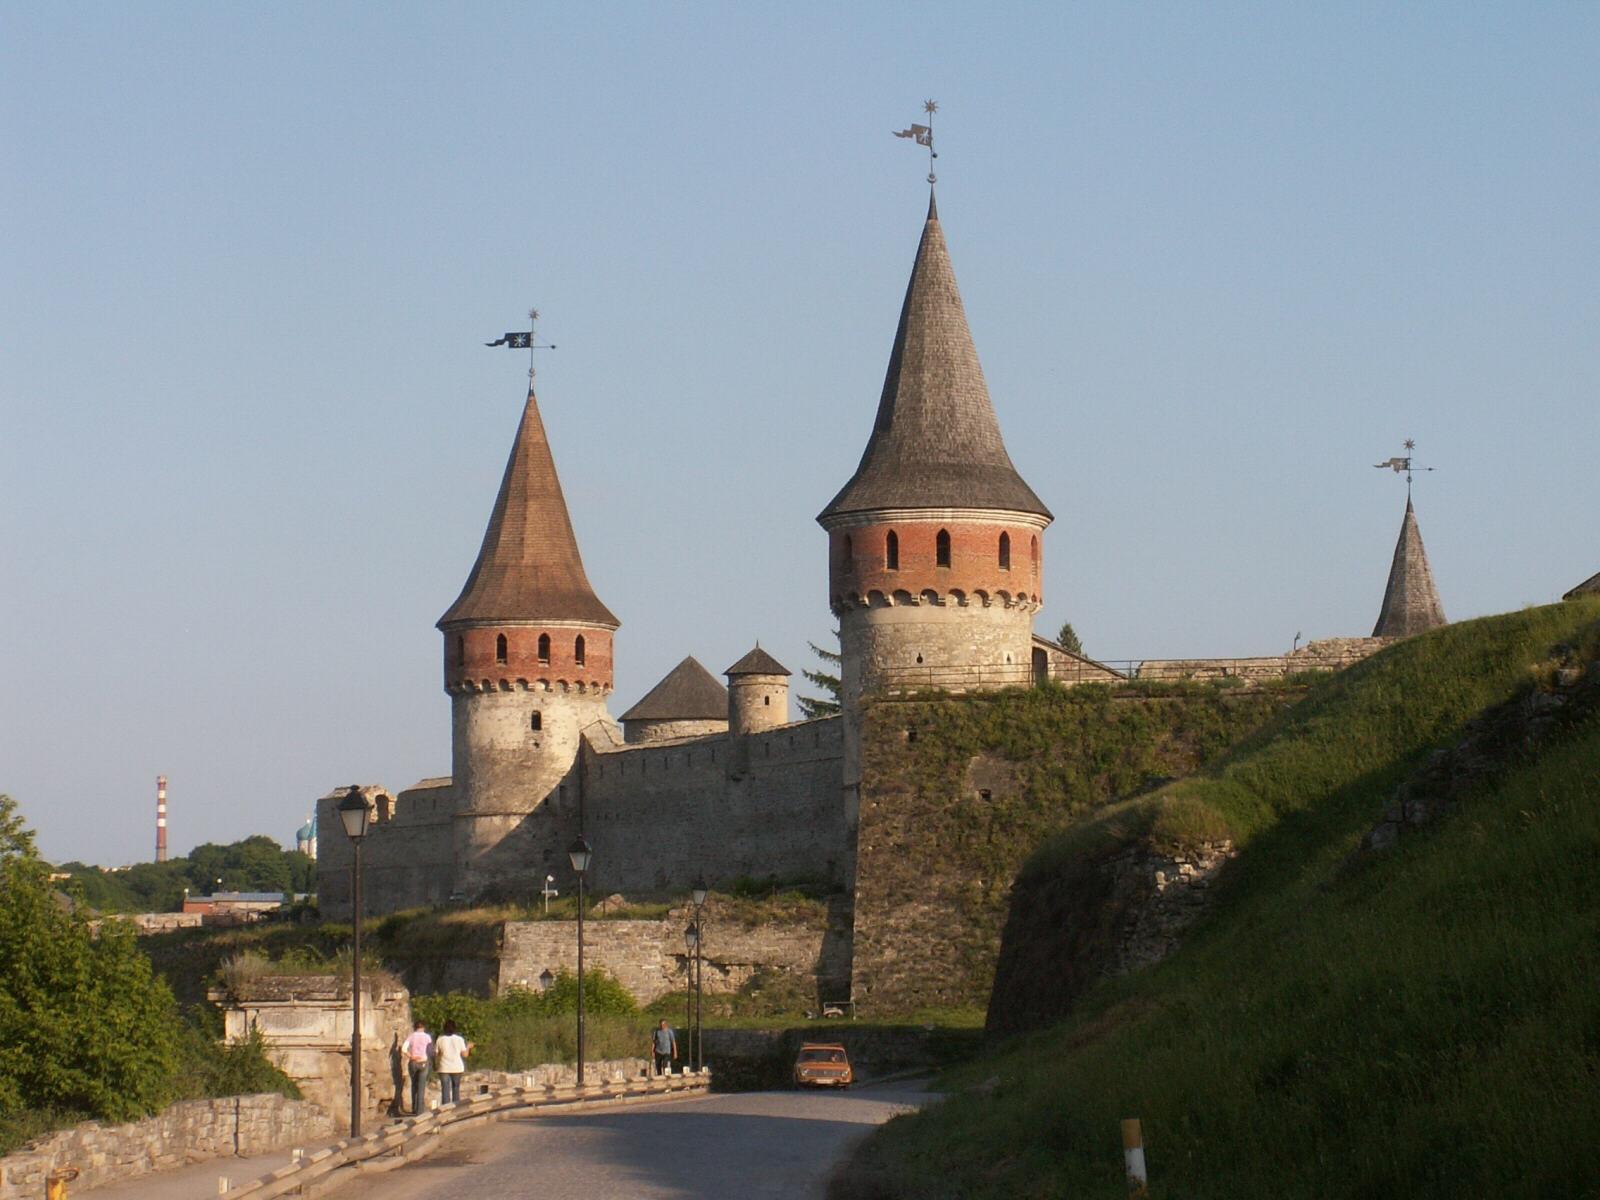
[225,1072,712,1198]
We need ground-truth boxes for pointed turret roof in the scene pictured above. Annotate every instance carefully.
[438,386,618,629]
[819,193,1050,523]
[619,657,727,721]
[1563,570,1600,601]
[725,646,790,677]
[1372,498,1446,638]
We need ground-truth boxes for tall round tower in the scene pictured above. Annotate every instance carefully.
[818,193,1053,805]
[438,381,619,898]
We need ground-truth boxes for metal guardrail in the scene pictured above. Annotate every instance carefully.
[225,1071,711,1198]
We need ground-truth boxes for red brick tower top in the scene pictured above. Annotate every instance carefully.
[818,193,1051,524]
[439,384,617,694]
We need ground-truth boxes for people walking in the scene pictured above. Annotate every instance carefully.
[434,1019,473,1105]
[401,1019,433,1114]
[652,1018,678,1076]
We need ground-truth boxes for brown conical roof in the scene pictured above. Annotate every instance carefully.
[1372,498,1446,638]
[438,386,618,630]
[725,645,790,677]
[619,657,727,721]
[819,193,1051,523]
[1563,570,1600,601]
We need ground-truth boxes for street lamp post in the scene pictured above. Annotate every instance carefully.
[691,875,708,1072]
[684,921,698,1072]
[336,787,371,1136]
[567,835,592,1086]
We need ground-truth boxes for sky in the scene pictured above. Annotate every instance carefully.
[3,3,1596,867]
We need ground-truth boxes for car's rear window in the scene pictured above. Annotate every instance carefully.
[799,1048,846,1063]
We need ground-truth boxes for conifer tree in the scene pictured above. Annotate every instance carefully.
[798,630,842,718]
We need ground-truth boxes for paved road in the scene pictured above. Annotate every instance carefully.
[324,1082,931,1200]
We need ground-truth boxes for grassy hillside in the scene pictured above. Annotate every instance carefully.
[835,600,1600,1199]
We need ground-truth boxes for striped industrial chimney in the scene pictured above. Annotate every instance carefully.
[155,776,168,862]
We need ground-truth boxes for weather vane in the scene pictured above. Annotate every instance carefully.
[894,99,939,185]
[1373,438,1435,498]
[485,307,557,380]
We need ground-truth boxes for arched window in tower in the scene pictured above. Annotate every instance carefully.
[530,710,542,732]
[537,633,551,665]
[1031,535,1039,565]
[841,534,853,572]
[496,633,508,664]
[936,529,951,568]
[455,635,464,664]
[574,635,586,666]
[886,530,899,570]
[999,532,1011,570]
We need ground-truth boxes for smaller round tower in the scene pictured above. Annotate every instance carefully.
[725,646,790,736]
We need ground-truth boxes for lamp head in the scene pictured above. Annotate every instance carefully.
[567,834,593,874]
[691,875,709,907]
[337,786,371,841]
[685,920,699,951]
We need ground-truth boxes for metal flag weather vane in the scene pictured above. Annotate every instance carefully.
[1374,438,1435,498]
[894,99,939,184]
[486,308,556,380]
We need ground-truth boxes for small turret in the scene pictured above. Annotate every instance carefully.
[725,646,790,735]
[1372,497,1446,638]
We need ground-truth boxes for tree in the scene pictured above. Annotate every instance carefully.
[1056,622,1084,656]
[0,795,182,1121]
[798,631,842,719]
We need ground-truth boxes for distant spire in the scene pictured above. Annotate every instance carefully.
[1372,496,1446,637]
[439,383,617,629]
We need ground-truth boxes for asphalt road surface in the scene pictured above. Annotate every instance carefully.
[324,1081,931,1200]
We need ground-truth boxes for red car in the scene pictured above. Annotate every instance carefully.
[793,1042,853,1089]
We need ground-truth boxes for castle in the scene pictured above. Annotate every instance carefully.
[318,191,1445,955]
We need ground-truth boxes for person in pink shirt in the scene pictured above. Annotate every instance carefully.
[400,1019,433,1115]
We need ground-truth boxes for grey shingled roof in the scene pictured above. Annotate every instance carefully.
[1563,570,1600,601]
[725,646,790,677]
[1372,498,1447,638]
[819,193,1051,523]
[439,386,619,630]
[619,657,728,721]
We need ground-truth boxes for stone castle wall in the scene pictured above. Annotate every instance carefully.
[582,716,847,897]
[319,779,458,920]
[498,901,850,1004]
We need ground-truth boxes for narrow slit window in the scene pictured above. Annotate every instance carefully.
[999,532,1011,569]
[496,633,508,664]
[538,633,551,664]
[531,711,542,731]
[842,534,853,571]
[936,529,951,567]
[886,530,899,570]
[1031,535,1039,565]
[574,635,586,666]
[456,635,464,663]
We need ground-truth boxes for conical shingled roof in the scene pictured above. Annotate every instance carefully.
[619,657,727,721]
[725,646,790,677]
[438,386,618,629]
[1372,498,1446,638]
[819,193,1051,523]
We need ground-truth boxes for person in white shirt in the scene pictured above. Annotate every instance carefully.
[434,1019,473,1106]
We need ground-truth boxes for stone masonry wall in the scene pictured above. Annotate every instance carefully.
[582,716,846,897]
[0,1094,332,1200]
[319,779,458,921]
[497,899,850,1004]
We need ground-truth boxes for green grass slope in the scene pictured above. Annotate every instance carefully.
[836,600,1600,1199]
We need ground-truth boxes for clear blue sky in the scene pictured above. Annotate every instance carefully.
[3,3,1596,866]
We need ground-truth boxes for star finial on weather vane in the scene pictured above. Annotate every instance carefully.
[1373,438,1435,498]
[484,306,557,380]
[893,99,939,185]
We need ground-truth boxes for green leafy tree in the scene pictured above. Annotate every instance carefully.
[0,795,182,1121]
[798,630,842,719]
[1056,622,1084,656]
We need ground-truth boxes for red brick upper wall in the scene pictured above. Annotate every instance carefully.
[829,521,1042,607]
[445,625,614,692]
